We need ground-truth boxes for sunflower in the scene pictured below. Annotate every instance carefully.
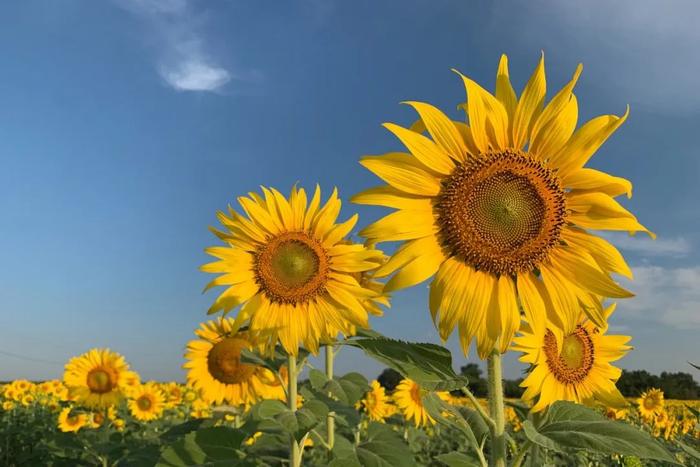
[359,380,392,422]
[393,378,435,427]
[57,407,88,433]
[513,302,631,412]
[637,388,665,419]
[184,317,285,406]
[63,349,138,408]
[128,383,166,422]
[354,54,651,358]
[202,185,385,355]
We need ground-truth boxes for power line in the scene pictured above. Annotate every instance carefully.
[0,349,64,366]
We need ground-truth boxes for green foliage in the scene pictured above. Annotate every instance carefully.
[521,401,678,464]
[617,370,700,399]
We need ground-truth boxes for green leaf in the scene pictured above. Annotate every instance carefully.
[308,368,329,391]
[157,426,249,467]
[423,394,485,462]
[344,337,468,391]
[678,440,700,461]
[522,401,678,464]
[435,451,481,467]
[355,422,417,467]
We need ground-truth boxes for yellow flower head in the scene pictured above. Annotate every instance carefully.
[63,348,139,409]
[57,407,88,433]
[202,185,386,355]
[184,317,286,406]
[513,302,631,412]
[128,383,166,422]
[637,388,665,419]
[355,54,651,358]
[359,380,392,422]
[393,378,435,427]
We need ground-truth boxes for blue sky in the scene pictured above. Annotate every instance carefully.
[1,0,698,382]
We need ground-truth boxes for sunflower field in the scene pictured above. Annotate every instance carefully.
[2,55,700,466]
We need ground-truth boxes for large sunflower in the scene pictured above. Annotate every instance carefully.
[513,301,631,412]
[128,383,166,422]
[184,317,285,406]
[393,378,435,427]
[202,185,384,355]
[63,349,138,408]
[354,54,651,358]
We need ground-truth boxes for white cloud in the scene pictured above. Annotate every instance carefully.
[114,0,232,92]
[491,0,700,112]
[600,232,691,258]
[618,265,700,329]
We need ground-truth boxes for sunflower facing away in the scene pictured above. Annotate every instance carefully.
[184,317,285,406]
[128,383,166,422]
[393,378,435,427]
[202,185,384,355]
[354,54,652,358]
[63,348,139,408]
[637,388,665,419]
[358,380,392,422]
[513,302,631,412]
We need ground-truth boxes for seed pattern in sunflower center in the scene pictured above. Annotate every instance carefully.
[86,368,116,394]
[254,231,329,304]
[137,395,153,411]
[207,337,257,385]
[436,149,566,276]
[543,326,595,384]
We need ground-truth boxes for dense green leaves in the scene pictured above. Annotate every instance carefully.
[522,401,678,463]
[157,426,250,466]
[344,335,468,391]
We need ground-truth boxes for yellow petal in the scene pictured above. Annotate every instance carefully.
[567,192,655,238]
[496,54,517,126]
[512,53,546,150]
[452,121,480,158]
[550,248,633,299]
[561,168,633,198]
[554,106,630,175]
[497,275,519,353]
[529,63,582,151]
[530,93,578,160]
[384,249,445,292]
[351,186,433,211]
[383,123,455,175]
[561,227,632,279]
[359,153,443,196]
[403,101,468,161]
[359,210,437,243]
[375,235,444,278]
[453,69,510,152]
[516,271,547,339]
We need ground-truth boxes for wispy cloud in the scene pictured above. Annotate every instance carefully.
[600,232,691,258]
[491,0,700,113]
[115,0,232,92]
[618,265,700,329]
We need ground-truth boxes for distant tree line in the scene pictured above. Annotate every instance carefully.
[376,365,700,400]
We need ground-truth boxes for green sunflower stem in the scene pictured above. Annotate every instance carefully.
[325,344,336,456]
[487,348,506,467]
[287,354,302,467]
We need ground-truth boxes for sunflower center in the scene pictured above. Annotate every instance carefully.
[86,368,116,394]
[67,415,81,427]
[207,337,257,385]
[437,150,566,276]
[543,326,595,384]
[137,395,153,411]
[644,396,658,410]
[254,231,329,304]
[409,383,422,405]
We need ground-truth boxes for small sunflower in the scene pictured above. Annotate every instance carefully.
[393,378,435,427]
[184,317,284,406]
[358,380,392,422]
[128,383,166,422]
[57,407,88,433]
[63,348,138,408]
[202,185,385,355]
[513,302,631,412]
[355,54,651,358]
[637,388,665,419]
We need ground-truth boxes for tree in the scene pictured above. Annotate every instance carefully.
[377,368,403,392]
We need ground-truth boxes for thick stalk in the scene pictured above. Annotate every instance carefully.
[287,354,302,467]
[325,345,336,453]
[487,349,506,467]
